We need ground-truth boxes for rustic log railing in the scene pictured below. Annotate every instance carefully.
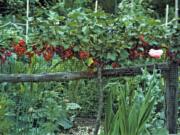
[0,62,179,134]
[0,63,169,82]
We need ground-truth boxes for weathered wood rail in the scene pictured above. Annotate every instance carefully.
[0,62,179,134]
[0,63,169,83]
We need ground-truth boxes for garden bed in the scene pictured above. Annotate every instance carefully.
[60,117,98,135]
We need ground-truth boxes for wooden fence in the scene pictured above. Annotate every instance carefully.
[0,62,179,134]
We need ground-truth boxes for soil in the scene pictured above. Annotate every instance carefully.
[59,117,100,135]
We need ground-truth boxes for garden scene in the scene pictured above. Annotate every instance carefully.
[0,0,179,135]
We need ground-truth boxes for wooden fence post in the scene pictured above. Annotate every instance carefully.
[165,62,178,134]
[94,66,104,135]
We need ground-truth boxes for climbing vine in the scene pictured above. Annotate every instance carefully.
[0,1,179,68]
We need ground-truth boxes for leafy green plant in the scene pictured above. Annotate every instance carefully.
[103,69,168,135]
[0,0,174,67]
[0,58,83,134]
[0,1,178,134]
[0,94,14,134]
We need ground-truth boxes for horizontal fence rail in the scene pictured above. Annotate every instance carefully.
[0,63,169,83]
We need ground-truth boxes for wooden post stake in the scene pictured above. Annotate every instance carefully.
[165,4,169,27]
[26,0,29,44]
[94,66,104,135]
[175,0,179,26]
[165,62,178,134]
[95,0,98,13]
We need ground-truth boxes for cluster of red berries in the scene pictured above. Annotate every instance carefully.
[0,37,178,67]
[0,40,96,66]
[128,35,149,60]
[13,40,26,56]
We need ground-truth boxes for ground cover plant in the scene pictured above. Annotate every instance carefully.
[0,0,179,135]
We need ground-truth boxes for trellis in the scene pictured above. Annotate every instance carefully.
[0,62,179,134]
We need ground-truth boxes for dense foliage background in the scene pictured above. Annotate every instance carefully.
[0,0,179,135]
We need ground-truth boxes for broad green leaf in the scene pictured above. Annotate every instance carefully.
[107,53,117,61]
[58,118,73,129]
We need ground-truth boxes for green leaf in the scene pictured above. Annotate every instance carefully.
[120,50,129,59]
[82,26,89,34]
[66,103,81,110]
[107,53,117,61]
[58,118,73,129]
[87,57,94,66]
[152,128,168,135]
